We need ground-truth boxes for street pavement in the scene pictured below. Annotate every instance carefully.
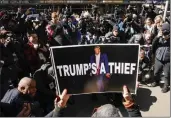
[136,84,170,117]
[62,84,170,117]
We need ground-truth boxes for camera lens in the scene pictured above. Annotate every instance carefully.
[163,31,169,36]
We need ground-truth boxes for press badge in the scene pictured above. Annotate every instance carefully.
[49,82,55,90]
[38,52,46,62]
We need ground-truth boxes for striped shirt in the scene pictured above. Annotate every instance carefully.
[154,37,170,62]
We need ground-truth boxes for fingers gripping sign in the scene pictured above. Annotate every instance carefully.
[55,89,71,108]
[122,85,134,108]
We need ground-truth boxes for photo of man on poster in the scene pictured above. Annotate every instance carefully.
[90,46,110,92]
[51,44,139,94]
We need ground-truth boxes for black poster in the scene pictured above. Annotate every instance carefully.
[50,44,140,95]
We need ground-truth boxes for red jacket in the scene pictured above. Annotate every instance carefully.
[24,42,41,72]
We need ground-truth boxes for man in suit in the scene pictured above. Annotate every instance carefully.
[90,46,110,92]
[90,46,110,77]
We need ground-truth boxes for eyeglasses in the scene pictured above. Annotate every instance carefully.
[52,16,57,18]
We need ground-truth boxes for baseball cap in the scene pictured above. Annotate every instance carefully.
[162,23,170,32]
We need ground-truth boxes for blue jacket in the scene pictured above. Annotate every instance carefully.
[90,53,109,74]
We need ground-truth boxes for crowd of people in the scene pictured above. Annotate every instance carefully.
[0,3,170,117]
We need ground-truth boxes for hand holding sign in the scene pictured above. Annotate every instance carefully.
[55,89,71,108]
[122,85,134,108]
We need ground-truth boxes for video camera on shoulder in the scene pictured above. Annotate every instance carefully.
[0,31,15,43]
[162,30,170,36]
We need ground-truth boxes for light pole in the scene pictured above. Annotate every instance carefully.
[163,0,169,22]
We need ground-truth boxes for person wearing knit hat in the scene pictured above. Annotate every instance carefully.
[161,22,170,36]
[105,25,122,43]
[151,22,170,93]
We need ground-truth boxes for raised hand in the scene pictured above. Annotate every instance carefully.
[122,85,134,108]
[55,89,71,108]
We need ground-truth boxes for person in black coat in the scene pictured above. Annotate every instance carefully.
[105,25,124,43]
[151,23,170,93]
[0,32,21,98]
[33,64,56,114]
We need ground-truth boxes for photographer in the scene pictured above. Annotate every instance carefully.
[123,13,142,41]
[151,23,170,93]
[62,15,80,45]
[0,31,15,98]
[1,77,44,117]
[32,17,49,46]
[105,25,122,43]
[46,12,71,46]
[0,31,14,66]
[0,31,22,98]
[145,5,157,21]
[78,11,94,35]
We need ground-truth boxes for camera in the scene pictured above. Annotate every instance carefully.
[0,32,12,39]
[162,30,170,36]
[0,32,16,46]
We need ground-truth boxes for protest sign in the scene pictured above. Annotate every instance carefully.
[50,44,140,95]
